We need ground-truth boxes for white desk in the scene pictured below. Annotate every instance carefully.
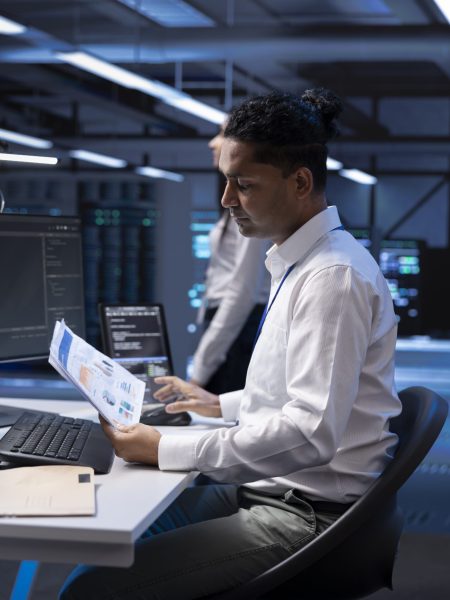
[0,397,219,567]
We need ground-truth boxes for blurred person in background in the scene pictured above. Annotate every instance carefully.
[190,122,270,393]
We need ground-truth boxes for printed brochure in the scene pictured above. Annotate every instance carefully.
[49,320,145,427]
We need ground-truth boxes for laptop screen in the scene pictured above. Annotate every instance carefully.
[99,304,173,406]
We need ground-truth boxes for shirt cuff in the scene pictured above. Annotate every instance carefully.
[158,434,198,471]
[220,390,242,423]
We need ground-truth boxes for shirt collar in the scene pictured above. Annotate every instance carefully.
[265,206,342,278]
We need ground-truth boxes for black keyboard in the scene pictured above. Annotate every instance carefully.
[0,411,115,474]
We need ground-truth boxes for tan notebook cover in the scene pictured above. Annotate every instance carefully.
[0,465,95,516]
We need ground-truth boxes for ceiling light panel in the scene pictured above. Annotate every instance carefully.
[166,97,226,124]
[69,149,127,168]
[117,0,214,27]
[0,15,27,35]
[326,157,343,170]
[0,128,53,149]
[136,166,184,182]
[433,0,450,23]
[340,169,377,185]
[57,51,227,124]
[0,153,58,165]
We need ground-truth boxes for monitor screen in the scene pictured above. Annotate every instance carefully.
[379,239,424,337]
[99,304,173,405]
[0,214,85,362]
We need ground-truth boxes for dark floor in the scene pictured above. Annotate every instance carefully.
[1,533,450,599]
[368,533,450,599]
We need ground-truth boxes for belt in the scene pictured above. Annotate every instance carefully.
[307,499,353,515]
[240,487,353,516]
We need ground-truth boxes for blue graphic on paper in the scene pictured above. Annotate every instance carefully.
[58,329,73,368]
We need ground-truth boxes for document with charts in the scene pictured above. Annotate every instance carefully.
[49,320,145,427]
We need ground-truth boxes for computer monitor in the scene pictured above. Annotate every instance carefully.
[379,239,424,337]
[0,213,86,425]
[99,304,173,406]
[0,214,85,362]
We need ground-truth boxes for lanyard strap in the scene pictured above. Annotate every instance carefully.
[254,264,295,346]
[253,224,344,347]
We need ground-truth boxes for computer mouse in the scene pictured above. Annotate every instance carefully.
[140,405,191,426]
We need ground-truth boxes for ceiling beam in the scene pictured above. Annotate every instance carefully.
[0,25,448,65]
[0,64,198,137]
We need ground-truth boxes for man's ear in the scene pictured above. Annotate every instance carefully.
[295,167,314,197]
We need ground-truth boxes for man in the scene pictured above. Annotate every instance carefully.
[60,89,401,600]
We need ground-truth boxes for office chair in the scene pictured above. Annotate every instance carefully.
[211,386,448,600]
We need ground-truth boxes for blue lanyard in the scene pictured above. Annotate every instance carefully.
[254,264,295,346]
[254,224,344,346]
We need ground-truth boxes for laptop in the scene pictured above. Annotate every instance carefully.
[98,304,191,426]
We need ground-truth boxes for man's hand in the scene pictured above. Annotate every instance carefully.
[154,376,222,418]
[99,415,161,465]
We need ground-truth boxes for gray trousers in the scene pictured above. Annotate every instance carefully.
[59,484,339,600]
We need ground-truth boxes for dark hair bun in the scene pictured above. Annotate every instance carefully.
[301,88,343,140]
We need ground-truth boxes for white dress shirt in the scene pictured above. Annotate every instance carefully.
[191,213,270,385]
[160,206,402,503]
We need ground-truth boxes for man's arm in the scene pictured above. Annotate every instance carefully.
[99,415,161,465]
[158,266,376,480]
[191,236,269,385]
[99,378,223,465]
[100,267,376,478]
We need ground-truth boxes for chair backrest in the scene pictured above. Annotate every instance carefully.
[213,386,448,600]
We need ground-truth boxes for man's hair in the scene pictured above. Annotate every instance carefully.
[224,89,343,192]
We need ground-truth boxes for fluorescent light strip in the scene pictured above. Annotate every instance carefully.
[0,153,58,165]
[326,157,343,170]
[339,168,377,186]
[0,15,26,35]
[69,149,127,168]
[166,97,225,125]
[56,51,226,125]
[433,0,450,22]
[0,127,53,149]
[136,166,184,182]
[57,52,180,99]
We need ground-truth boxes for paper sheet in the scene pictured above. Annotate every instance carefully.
[49,320,145,427]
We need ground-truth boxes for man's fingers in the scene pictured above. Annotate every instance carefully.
[165,400,194,413]
[154,375,183,386]
[99,414,136,441]
[99,414,117,442]
[153,384,179,401]
[154,376,190,401]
